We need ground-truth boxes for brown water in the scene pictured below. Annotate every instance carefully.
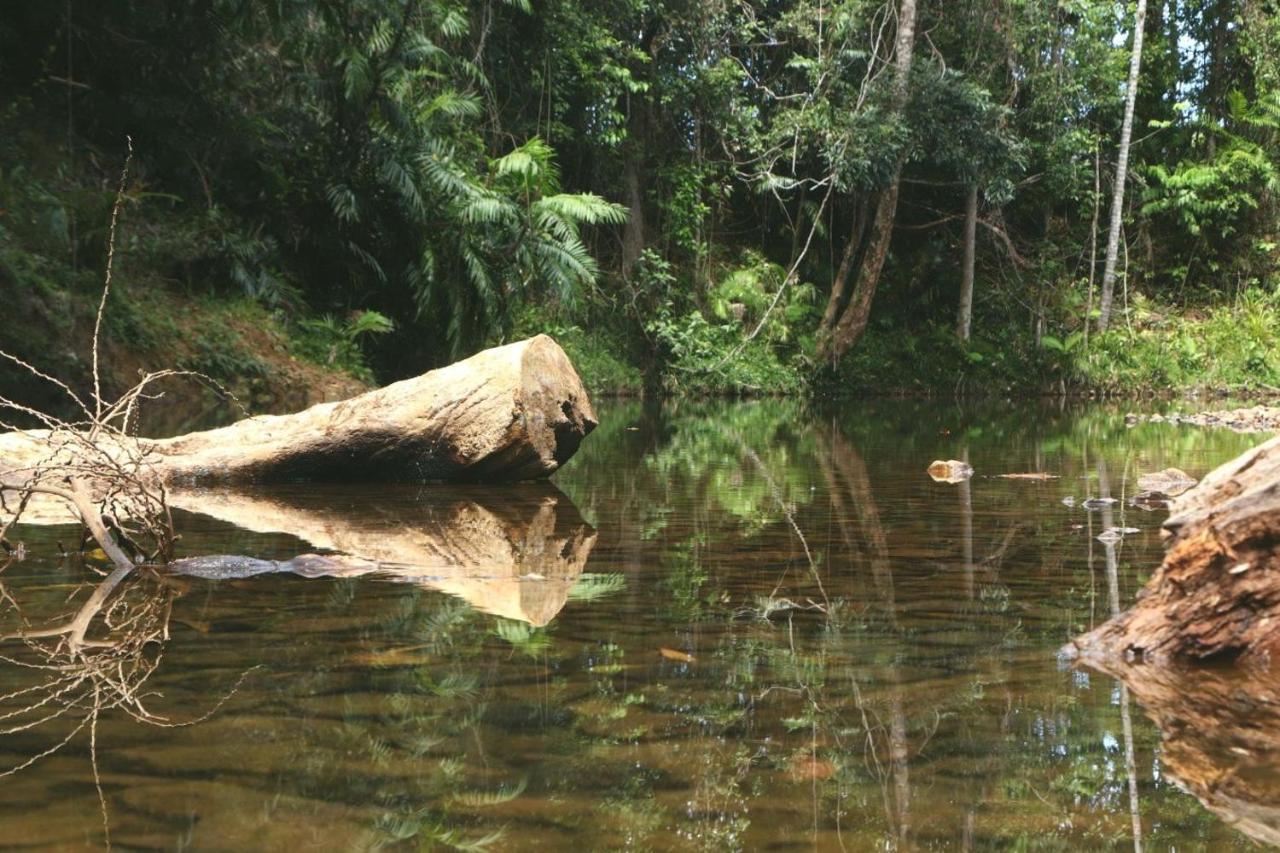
[0,398,1272,850]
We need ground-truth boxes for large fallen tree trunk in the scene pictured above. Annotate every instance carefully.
[0,334,596,487]
[1068,434,1280,666]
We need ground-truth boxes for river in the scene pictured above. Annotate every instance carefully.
[0,398,1269,849]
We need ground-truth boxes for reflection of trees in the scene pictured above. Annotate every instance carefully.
[812,423,914,844]
[0,400,1265,848]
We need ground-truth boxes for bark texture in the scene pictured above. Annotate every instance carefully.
[1068,434,1280,665]
[0,335,596,488]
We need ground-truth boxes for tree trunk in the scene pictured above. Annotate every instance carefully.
[818,206,868,333]
[621,150,646,274]
[816,0,917,364]
[1097,0,1148,333]
[956,184,978,342]
[1067,434,1280,665]
[0,335,597,490]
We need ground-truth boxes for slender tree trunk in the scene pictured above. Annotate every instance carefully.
[816,0,917,364]
[818,207,867,333]
[1086,140,1100,346]
[1098,0,1148,333]
[956,184,978,342]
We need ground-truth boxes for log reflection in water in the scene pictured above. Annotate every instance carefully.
[1084,659,1280,847]
[167,482,597,626]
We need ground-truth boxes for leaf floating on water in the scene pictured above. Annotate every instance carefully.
[659,646,695,663]
[997,473,1059,480]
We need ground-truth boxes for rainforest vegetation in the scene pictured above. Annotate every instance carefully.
[3,0,1280,403]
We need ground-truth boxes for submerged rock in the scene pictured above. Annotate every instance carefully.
[1137,467,1198,497]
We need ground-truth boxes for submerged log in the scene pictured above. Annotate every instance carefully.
[0,335,596,487]
[1069,434,1280,666]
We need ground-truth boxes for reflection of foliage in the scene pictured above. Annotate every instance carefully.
[493,619,552,660]
[662,540,713,622]
[566,572,627,603]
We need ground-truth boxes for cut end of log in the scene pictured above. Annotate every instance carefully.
[463,334,598,481]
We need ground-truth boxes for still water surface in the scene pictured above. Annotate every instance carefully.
[0,399,1271,850]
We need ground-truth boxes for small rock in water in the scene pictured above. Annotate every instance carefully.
[927,459,974,483]
[1082,497,1119,510]
[1137,467,1198,497]
[1097,526,1140,544]
[1131,491,1172,510]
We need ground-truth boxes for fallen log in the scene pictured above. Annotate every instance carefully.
[1068,434,1280,666]
[0,335,596,488]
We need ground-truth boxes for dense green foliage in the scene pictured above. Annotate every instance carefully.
[2,0,1279,398]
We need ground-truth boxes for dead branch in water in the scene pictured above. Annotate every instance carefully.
[0,137,178,650]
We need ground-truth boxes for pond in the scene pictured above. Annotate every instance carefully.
[0,398,1271,850]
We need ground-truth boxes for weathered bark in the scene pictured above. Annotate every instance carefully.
[815,0,917,364]
[166,483,595,626]
[956,184,978,342]
[1097,0,1148,332]
[1068,434,1280,665]
[0,335,596,489]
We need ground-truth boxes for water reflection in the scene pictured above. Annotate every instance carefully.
[0,398,1273,849]
[1087,659,1280,847]
[166,483,597,626]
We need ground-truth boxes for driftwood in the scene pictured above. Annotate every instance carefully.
[0,335,596,489]
[1069,434,1280,665]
